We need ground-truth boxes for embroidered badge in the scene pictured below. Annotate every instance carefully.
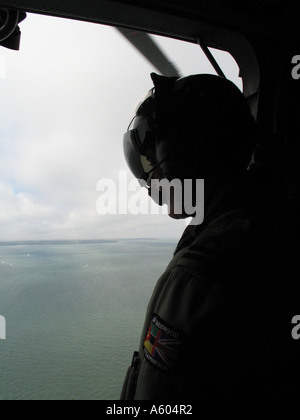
[143,314,182,372]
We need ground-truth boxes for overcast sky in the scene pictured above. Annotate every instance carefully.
[0,13,242,241]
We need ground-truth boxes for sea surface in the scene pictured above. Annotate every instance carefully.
[0,239,177,400]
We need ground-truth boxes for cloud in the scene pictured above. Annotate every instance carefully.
[0,180,53,237]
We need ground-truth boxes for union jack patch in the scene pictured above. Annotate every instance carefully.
[143,315,182,372]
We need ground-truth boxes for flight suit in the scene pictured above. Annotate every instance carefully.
[121,176,298,400]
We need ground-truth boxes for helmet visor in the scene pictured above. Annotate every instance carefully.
[123,130,146,181]
[123,88,157,185]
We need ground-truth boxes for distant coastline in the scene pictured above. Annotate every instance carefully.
[0,239,119,246]
[0,238,166,247]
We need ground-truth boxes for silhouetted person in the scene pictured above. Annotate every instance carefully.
[121,73,298,400]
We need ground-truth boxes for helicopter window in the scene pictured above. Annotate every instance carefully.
[0,13,242,400]
[151,33,243,91]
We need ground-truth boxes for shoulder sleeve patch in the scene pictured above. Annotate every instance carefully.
[143,314,183,372]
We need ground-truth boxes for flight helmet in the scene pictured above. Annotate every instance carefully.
[123,72,256,189]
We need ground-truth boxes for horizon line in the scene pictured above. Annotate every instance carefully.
[0,237,177,245]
